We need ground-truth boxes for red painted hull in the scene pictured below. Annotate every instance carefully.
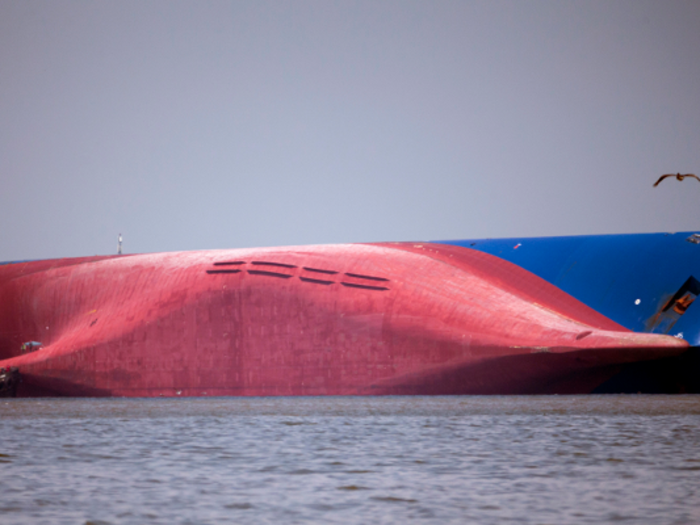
[0,243,688,396]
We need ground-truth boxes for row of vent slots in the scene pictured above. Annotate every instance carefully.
[211,261,389,282]
[206,268,389,291]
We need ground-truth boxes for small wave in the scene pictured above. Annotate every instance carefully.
[224,503,254,509]
[370,496,417,503]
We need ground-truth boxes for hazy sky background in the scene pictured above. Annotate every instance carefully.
[1,0,699,261]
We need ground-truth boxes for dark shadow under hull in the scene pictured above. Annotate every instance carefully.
[594,347,700,393]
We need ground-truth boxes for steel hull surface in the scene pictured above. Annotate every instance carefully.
[0,242,689,397]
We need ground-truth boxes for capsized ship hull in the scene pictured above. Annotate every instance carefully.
[0,240,690,397]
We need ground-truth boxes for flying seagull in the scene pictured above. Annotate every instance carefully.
[653,173,700,187]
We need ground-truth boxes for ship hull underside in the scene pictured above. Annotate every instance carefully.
[0,242,690,397]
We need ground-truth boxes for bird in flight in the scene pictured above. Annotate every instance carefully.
[653,173,700,187]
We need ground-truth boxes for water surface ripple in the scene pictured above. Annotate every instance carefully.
[1,395,699,524]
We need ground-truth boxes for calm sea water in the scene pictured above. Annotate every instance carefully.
[1,395,699,525]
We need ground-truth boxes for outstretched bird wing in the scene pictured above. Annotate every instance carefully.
[684,173,700,183]
[653,174,674,187]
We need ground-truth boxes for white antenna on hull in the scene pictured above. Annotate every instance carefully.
[118,233,123,255]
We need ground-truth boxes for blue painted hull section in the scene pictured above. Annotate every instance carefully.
[439,232,700,346]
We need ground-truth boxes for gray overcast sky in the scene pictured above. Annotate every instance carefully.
[1,0,699,261]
